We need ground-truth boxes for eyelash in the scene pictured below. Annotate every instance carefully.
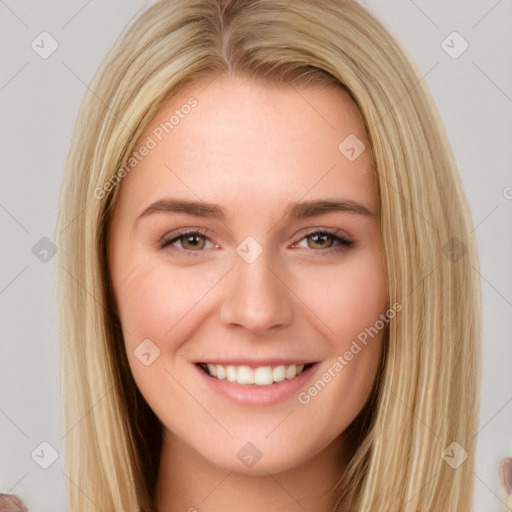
[158,228,354,258]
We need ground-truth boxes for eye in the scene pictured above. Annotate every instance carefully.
[159,228,354,257]
[159,228,217,254]
[293,230,354,254]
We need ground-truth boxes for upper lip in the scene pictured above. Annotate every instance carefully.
[196,359,317,368]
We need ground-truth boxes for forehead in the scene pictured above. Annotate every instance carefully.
[114,74,377,219]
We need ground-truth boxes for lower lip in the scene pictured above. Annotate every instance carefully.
[195,363,319,406]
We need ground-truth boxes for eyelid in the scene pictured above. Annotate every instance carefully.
[292,227,353,245]
[159,226,210,241]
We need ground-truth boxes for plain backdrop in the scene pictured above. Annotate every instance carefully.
[0,1,511,510]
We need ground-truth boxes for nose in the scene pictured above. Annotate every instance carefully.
[219,250,294,334]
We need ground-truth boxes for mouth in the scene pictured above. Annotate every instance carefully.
[197,362,315,385]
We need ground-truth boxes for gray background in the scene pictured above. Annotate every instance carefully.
[0,1,511,510]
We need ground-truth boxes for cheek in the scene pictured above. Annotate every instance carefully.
[293,249,387,345]
[109,255,212,409]
[291,249,387,407]
[110,253,228,351]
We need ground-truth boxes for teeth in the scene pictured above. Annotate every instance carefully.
[203,363,308,385]
[238,366,255,385]
[272,365,286,382]
[226,365,237,382]
[216,365,226,379]
[254,366,273,385]
[286,364,297,379]
[206,363,217,377]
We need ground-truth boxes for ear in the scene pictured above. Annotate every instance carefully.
[501,457,512,496]
[0,492,28,512]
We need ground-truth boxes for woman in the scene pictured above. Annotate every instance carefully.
[55,0,483,510]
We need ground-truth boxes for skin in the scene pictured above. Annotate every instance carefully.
[108,74,387,512]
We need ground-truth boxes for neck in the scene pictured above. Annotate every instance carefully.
[153,429,347,512]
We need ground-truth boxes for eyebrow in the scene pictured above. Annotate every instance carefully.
[136,197,376,223]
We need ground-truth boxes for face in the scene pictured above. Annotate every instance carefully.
[108,74,387,476]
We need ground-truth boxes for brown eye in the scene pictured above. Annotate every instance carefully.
[179,233,206,250]
[293,230,354,256]
[159,229,215,254]
[307,232,335,249]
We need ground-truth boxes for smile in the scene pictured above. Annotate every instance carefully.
[198,362,313,385]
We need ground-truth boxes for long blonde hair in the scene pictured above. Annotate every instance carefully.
[55,1,482,510]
